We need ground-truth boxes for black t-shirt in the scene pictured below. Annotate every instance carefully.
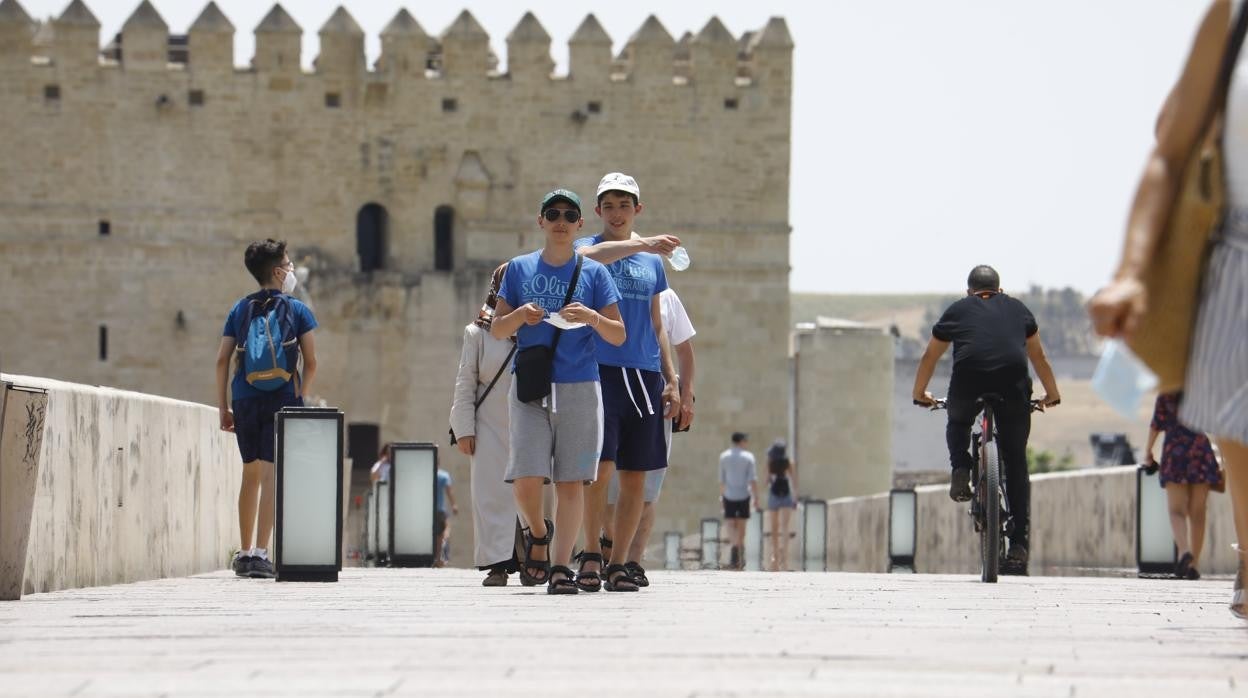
[932,293,1038,398]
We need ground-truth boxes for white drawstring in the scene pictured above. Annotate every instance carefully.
[635,369,655,416]
[621,367,644,418]
[550,383,558,413]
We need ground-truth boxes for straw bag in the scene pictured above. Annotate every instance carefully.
[1128,3,1248,391]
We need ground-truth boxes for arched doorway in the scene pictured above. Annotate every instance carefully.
[357,203,388,272]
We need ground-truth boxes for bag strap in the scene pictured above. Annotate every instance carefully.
[548,254,585,356]
[1213,1,1248,115]
[475,343,517,410]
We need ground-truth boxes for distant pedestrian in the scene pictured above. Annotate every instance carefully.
[450,263,519,586]
[370,443,392,484]
[765,439,798,571]
[434,468,458,568]
[719,432,758,570]
[1146,392,1223,580]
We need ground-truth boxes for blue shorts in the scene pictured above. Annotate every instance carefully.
[598,365,668,473]
[232,392,303,463]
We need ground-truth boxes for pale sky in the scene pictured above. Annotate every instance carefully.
[17,0,1212,294]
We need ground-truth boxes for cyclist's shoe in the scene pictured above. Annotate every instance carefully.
[1002,542,1029,576]
[949,468,972,502]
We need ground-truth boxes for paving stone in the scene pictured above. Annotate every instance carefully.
[0,569,1243,697]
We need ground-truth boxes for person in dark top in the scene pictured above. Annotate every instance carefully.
[912,265,1061,568]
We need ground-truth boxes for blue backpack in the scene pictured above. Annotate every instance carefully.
[236,291,300,392]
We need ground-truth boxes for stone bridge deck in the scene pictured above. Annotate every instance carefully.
[0,569,1242,697]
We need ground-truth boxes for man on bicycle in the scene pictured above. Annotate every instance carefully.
[912,265,1061,568]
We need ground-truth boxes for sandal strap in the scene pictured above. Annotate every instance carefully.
[577,552,604,566]
[600,536,614,549]
[550,565,577,585]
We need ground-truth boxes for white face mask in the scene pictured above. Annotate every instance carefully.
[280,267,298,294]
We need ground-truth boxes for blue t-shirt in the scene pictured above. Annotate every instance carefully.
[574,234,668,372]
[222,291,318,402]
[436,470,452,513]
[498,250,622,383]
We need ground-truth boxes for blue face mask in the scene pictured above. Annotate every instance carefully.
[1092,339,1158,419]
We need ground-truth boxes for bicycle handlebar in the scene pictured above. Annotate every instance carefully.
[914,398,1059,412]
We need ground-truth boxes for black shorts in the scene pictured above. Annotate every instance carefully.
[723,497,751,519]
[599,365,669,472]
[232,392,302,463]
[435,511,448,537]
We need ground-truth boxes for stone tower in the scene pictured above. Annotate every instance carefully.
[0,1,794,557]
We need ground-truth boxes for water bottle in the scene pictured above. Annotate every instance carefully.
[668,246,690,271]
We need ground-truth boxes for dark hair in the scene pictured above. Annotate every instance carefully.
[967,265,1000,292]
[597,190,639,207]
[731,431,748,445]
[244,239,288,285]
[378,442,393,460]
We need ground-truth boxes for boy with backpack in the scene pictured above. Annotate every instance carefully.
[215,239,318,579]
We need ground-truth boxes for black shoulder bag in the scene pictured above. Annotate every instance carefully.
[514,255,583,404]
[449,341,518,445]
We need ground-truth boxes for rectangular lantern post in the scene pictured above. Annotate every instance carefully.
[700,517,721,570]
[801,499,828,572]
[889,488,917,573]
[664,531,681,571]
[389,442,437,567]
[274,407,344,582]
[1137,466,1177,576]
[744,511,764,571]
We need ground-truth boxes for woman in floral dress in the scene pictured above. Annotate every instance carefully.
[1145,392,1223,580]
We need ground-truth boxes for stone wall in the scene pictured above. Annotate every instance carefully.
[0,2,795,559]
[824,466,1238,576]
[794,323,893,501]
[3,373,239,596]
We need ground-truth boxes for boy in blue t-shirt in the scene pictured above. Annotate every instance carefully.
[572,172,680,593]
[215,239,318,579]
[492,188,625,595]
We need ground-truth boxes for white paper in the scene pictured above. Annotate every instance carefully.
[1091,339,1159,419]
[543,314,587,331]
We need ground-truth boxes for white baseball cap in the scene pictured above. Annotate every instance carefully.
[596,172,640,201]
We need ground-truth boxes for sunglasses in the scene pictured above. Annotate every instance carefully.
[543,208,581,224]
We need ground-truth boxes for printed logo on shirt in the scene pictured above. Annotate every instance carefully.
[606,257,658,302]
[520,273,590,311]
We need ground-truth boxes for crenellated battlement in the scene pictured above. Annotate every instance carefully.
[0,1,791,87]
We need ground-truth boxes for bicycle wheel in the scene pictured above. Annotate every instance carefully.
[980,438,1001,583]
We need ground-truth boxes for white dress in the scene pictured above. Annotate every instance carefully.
[449,324,517,568]
[1182,11,1248,443]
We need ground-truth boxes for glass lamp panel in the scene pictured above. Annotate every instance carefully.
[281,418,338,565]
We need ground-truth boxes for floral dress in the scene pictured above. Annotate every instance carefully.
[1153,392,1221,487]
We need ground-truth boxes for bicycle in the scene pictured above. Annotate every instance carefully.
[915,395,1054,583]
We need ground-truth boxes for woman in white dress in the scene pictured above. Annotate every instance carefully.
[1090,0,1248,618]
[450,264,518,586]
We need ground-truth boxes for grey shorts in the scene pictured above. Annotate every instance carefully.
[505,381,603,484]
[607,419,671,504]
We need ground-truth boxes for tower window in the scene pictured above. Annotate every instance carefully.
[44,84,61,101]
[98,220,111,236]
[325,92,341,108]
[99,325,108,361]
[189,89,205,106]
[587,101,602,114]
[357,203,388,273]
[441,98,458,113]
[434,206,454,272]
[724,98,739,110]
